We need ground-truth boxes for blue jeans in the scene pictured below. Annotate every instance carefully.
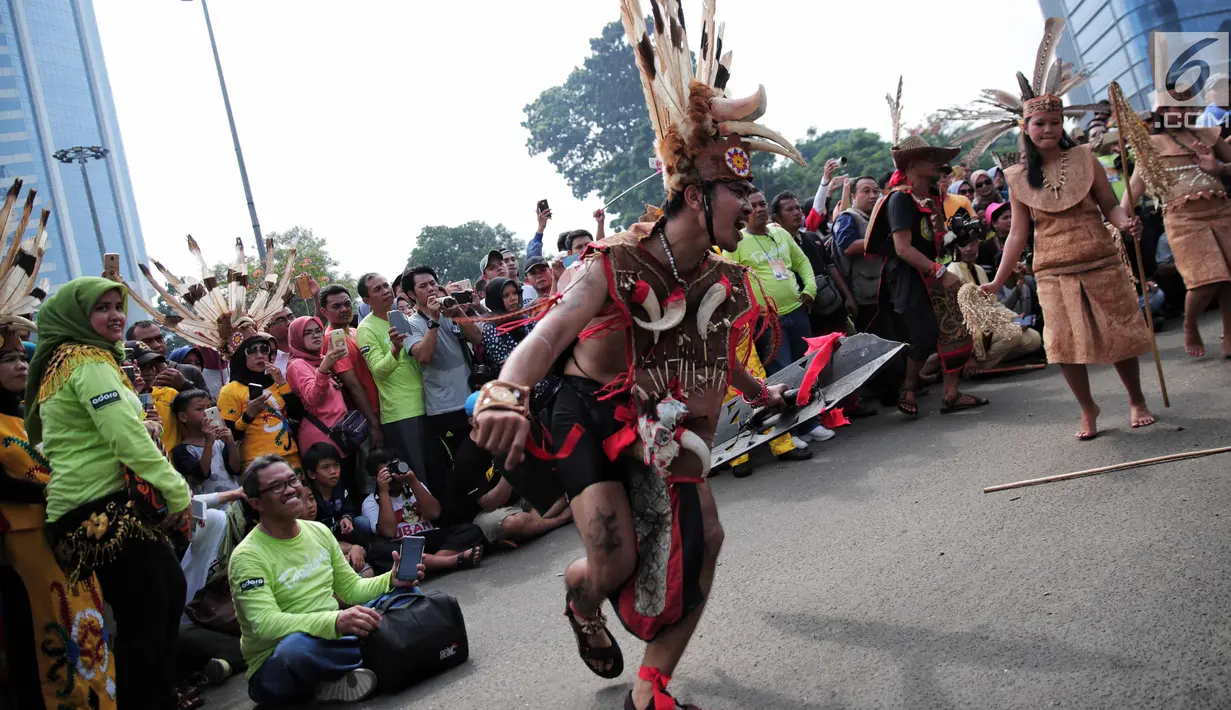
[247,590,420,705]
[248,633,362,705]
[755,307,812,375]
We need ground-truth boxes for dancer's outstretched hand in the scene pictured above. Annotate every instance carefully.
[472,409,531,470]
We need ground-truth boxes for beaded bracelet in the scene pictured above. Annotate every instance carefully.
[741,379,770,407]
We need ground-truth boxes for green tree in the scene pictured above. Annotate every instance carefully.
[755,128,896,204]
[406,221,523,284]
[523,20,661,224]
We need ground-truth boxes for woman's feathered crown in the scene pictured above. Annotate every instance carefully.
[0,180,51,334]
[942,17,1105,163]
[125,235,298,357]
[619,0,805,197]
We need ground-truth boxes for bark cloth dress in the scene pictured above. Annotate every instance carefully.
[1004,145,1152,364]
[1149,128,1231,289]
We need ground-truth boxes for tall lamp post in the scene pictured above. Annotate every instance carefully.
[184,0,266,261]
[53,145,109,261]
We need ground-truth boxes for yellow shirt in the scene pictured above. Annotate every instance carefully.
[151,385,179,454]
[0,411,50,530]
[218,380,301,471]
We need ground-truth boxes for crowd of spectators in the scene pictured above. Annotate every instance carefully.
[4,83,1222,703]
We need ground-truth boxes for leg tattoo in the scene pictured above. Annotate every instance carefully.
[590,508,622,556]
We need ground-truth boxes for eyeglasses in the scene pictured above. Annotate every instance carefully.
[267,315,291,326]
[975,180,992,188]
[959,188,974,195]
[245,342,272,356]
[259,476,302,496]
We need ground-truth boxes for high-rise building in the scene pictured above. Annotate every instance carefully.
[0,0,147,292]
[1040,1,1231,112]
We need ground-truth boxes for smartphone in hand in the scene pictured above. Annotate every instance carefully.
[387,310,414,335]
[537,199,550,214]
[396,535,426,582]
[329,329,348,351]
[248,383,265,401]
[204,406,224,430]
[191,498,208,524]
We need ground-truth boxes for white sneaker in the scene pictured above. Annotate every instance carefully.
[791,435,809,449]
[314,668,377,704]
[804,425,836,442]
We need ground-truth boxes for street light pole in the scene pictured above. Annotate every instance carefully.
[53,146,109,263]
[190,0,266,260]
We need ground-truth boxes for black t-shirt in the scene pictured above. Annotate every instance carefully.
[792,230,832,292]
[445,438,518,522]
[886,192,938,261]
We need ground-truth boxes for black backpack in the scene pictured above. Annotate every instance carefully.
[360,590,469,693]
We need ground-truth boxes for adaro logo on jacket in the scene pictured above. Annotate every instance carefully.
[90,391,121,409]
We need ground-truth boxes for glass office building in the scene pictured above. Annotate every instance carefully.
[0,0,147,292]
[1040,0,1231,111]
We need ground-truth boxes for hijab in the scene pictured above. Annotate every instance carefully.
[25,278,128,443]
[288,316,325,368]
[948,179,972,195]
[229,334,277,388]
[484,277,526,342]
[168,345,201,365]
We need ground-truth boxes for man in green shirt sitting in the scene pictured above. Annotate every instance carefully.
[229,455,424,705]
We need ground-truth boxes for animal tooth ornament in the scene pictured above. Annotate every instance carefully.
[125,235,298,357]
[941,17,1105,164]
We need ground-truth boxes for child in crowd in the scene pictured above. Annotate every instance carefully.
[171,389,242,495]
[303,442,371,547]
[297,485,372,577]
[361,448,484,576]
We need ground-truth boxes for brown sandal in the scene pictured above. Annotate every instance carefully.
[565,602,624,679]
[940,392,989,414]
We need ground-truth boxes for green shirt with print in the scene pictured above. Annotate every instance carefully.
[41,360,191,522]
[722,224,816,316]
[229,520,392,677]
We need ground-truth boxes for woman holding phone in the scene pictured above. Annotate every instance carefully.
[218,334,305,473]
[286,316,351,453]
[28,277,192,709]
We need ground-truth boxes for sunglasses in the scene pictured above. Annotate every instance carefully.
[959,188,974,195]
[975,180,992,188]
[245,342,272,356]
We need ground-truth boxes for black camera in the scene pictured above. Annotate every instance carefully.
[388,459,410,475]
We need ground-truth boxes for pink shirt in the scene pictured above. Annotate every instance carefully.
[286,358,349,453]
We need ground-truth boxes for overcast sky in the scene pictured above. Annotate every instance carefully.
[93,0,1044,279]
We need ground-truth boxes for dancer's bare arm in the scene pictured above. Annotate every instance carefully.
[473,258,611,469]
[984,192,1033,293]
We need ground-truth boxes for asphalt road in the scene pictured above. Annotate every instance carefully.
[208,313,1231,710]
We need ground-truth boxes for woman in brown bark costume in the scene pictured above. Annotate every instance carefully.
[983,68,1155,440]
[1122,101,1231,359]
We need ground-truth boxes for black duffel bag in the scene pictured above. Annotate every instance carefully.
[360,590,469,692]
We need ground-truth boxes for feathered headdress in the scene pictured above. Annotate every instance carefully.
[619,0,805,197]
[126,235,297,356]
[0,180,50,335]
[943,17,1103,162]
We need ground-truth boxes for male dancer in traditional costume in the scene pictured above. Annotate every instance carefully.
[470,1,805,707]
[866,83,986,416]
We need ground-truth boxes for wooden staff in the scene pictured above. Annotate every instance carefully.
[983,445,1231,493]
[1109,83,1170,408]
